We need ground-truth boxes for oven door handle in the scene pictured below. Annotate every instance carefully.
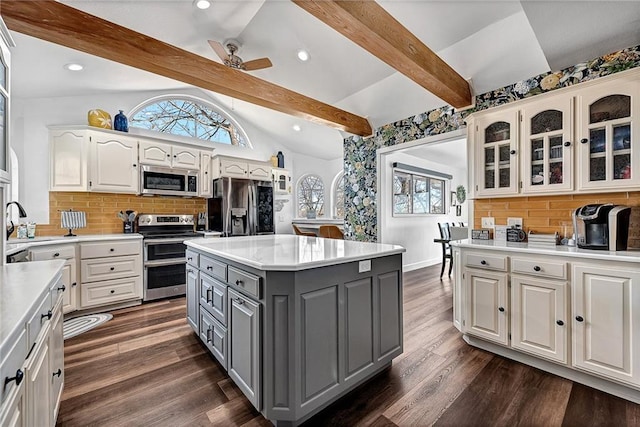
[144,238,189,245]
[144,259,186,268]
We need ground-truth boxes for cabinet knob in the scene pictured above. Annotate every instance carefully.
[576,315,584,322]
[556,320,564,326]
[53,252,60,257]
[187,269,194,274]
[167,154,171,157]
[480,260,487,265]
[580,138,588,144]
[110,267,115,271]
[41,310,52,321]
[206,265,213,270]
[205,171,208,175]
[510,150,516,155]
[4,369,24,387]
[110,290,115,294]
[533,265,541,272]
[235,280,243,286]
[235,297,244,305]
[72,282,77,287]
[52,369,62,378]
[498,306,505,312]
[173,155,177,158]
[564,141,571,147]
[110,248,115,252]
[133,164,137,167]
[57,284,66,292]
[187,257,193,261]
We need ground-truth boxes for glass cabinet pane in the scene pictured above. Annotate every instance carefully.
[549,136,564,184]
[531,138,544,185]
[589,128,606,153]
[590,95,631,124]
[498,145,511,188]
[484,145,495,190]
[485,122,510,143]
[531,110,562,134]
[613,124,631,150]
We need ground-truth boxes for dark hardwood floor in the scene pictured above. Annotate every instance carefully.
[57,265,640,426]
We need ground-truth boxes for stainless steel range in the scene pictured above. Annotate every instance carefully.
[138,214,200,301]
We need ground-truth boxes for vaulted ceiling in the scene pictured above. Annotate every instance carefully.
[5,1,640,160]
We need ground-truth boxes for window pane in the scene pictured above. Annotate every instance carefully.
[430,179,444,214]
[334,174,345,219]
[590,95,631,124]
[298,175,324,217]
[485,121,510,143]
[130,98,249,146]
[393,172,411,214]
[413,176,428,214]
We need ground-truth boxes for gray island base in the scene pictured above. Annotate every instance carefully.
[185,235,405,425]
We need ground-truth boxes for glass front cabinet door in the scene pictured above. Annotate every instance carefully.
[474,111,519,197]
[521,97,573,193]
[577,80,640,190]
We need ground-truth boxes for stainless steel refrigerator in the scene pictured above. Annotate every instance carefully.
[207,177,274,236]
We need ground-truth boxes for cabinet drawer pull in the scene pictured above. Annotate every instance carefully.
[575,315,584,322]
[533,265,541,272]
[52,369,62,378]
[41,310,52,321]
[498,306,505,312]
[206,265,213,271]
[206,328,212,343]
[480,260,487,265]
[556,320,564,326]
[235,279,243,286]
[187,269,194,274]
[4,369,24,387]
[564,141,571,147]
[72,282,77,287]
[57,284,66,292]
[234,297,244,305]
[188,257,193,261]
[53,252,60,257]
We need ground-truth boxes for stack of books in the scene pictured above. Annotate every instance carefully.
[527,231,559,248]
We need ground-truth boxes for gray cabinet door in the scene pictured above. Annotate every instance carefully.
[228,288,261,410]
[199,307,227,369]
[200,273,227,326]
[186,268,199,332]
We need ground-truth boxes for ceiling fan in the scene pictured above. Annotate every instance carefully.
[208,39,272,71]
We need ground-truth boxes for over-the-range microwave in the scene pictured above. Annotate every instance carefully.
[140,165,198,197]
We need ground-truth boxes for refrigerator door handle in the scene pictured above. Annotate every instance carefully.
[249,183,256,235]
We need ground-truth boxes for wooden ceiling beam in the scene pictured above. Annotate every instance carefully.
[0,0,373,136]
[292,0,473,109]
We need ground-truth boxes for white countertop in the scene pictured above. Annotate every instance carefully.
[185,235,405,271]
[0,260,65,358]
[196,231,223,237]
[6,233,143,256]
[452,239,640,263]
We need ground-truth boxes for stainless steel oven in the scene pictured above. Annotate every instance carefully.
[140,165,198,197]
[138,214,199,301]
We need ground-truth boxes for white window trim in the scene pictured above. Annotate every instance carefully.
[296,173,325,218]
[330,170,344,219]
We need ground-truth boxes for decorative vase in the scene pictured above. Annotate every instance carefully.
[114,110,129,132]
[277,151,284,168]
[87,109,112,129]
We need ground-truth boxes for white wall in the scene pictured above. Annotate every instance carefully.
[10,88,296,224]
[379,148,468,272]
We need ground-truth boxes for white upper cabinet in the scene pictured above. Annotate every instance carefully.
[212,156,272,181]
[0,20,12,184]
[139,140,200,170]
[473,110,519,197]
[89,132,139,193]
[50,129,89,191]
[576,78,640,191]
[248,162,271,181]
[521,96,574,193]
[199,151,213,197]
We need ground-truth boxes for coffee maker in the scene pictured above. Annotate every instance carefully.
[573,203,631,251]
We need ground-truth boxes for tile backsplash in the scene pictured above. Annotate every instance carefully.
[25,192,206,237]
[473,191,640,248]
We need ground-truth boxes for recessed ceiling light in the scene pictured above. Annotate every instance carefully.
[297,49,310,62]
[64,63,84,71]
[292,124,301,132]
[194,0,211,9]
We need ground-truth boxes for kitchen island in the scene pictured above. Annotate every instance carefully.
[185,235,405,426]
[452,239,640,404]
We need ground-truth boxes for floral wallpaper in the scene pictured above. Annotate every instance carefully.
[343,45,640,242]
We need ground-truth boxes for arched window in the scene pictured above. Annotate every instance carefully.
[129,95,250,147]
[332,171,345,219]
[297,175,324,218]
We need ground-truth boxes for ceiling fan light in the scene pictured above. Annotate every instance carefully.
[64,63,84,71]
[194,0,211,10]
[297,49,310,62]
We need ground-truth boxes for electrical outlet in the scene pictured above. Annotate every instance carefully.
[507,217,523,228]
[481,217,495,228]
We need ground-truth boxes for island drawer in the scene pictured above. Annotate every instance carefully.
[228,266,260,299]
[27,294,53,351]
[186,249,199,268]
[81,276,142,308]
[80,240,141,259]
[0,328,27,404]
[199,307,227,370]
[200,274,227,326]
[29,244,75,261]
[81,255,142,283]
[511,257,566,280]
[464,252,507,271]
[201,255,227,282]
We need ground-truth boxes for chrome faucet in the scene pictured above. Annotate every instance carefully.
[6,201,28,240]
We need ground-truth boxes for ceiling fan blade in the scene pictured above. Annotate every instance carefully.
[243,57,272,71]
[207,40,229,62]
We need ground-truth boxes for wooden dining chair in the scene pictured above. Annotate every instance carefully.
[292,224,316,237]
[318,225,344,239]
[437,222,453,279]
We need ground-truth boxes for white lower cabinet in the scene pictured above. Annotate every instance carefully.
[572,264,640,386]
[228,288,261,410]
[463,268,509,345]
[511,275,568,364]
[49,301,64,426]
[25,335,51,427]
[29,245,77,314]
[0,379,25,427]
